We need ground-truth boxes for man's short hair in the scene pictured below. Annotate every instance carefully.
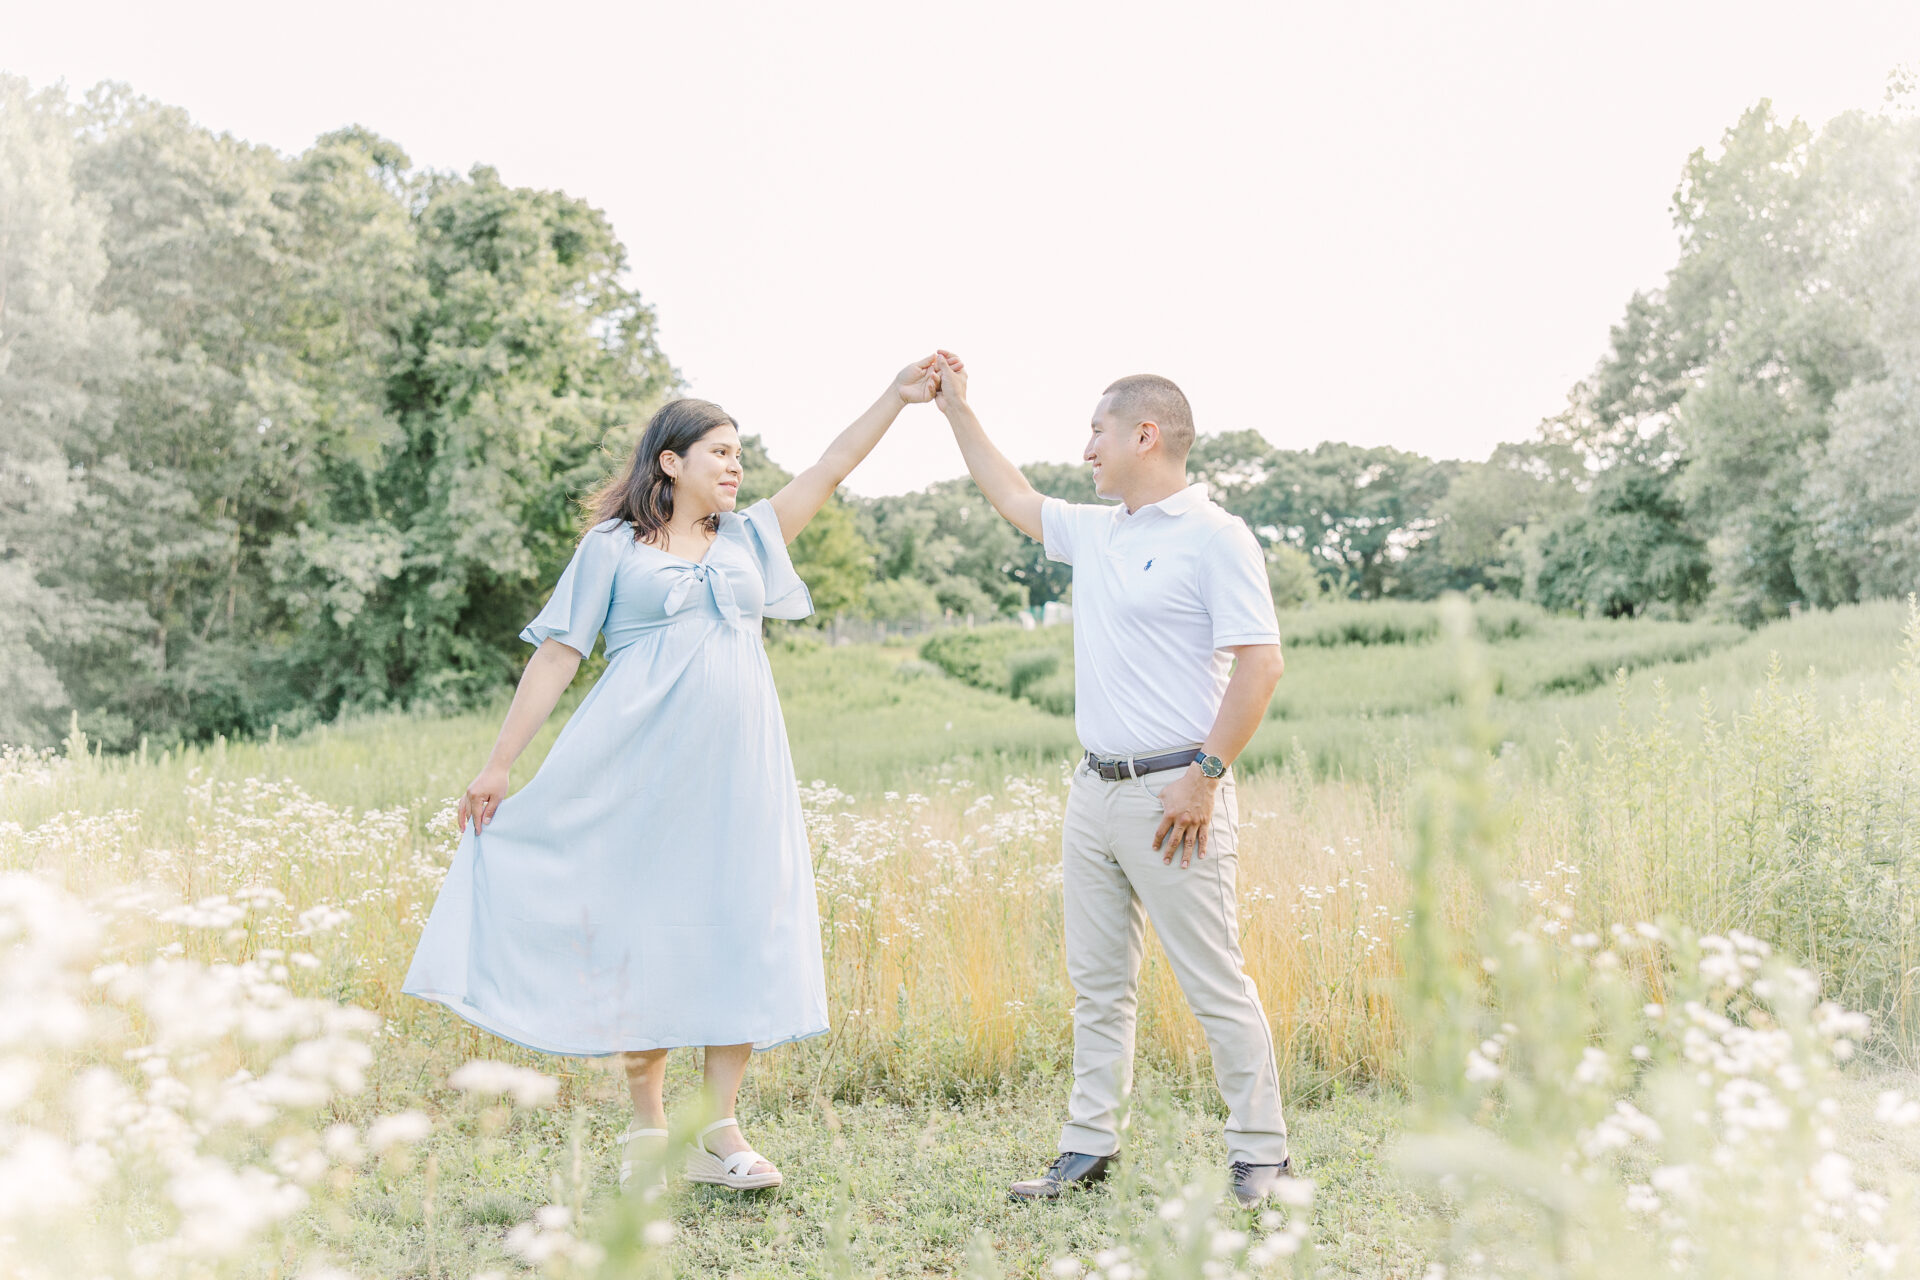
[1102,374,1195,461]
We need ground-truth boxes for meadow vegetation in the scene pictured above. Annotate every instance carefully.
[4,598,1918,1277]
[922,599,1909,777]
[8,58,1920,1280]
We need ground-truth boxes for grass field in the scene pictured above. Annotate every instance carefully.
[5,598,1919,1278]
[924,599,1912,779]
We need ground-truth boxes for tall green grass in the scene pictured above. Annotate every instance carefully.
[918,599,1911,783]
[1247,599,1913,778]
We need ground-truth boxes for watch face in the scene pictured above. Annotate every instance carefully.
[1199,755,1226,778]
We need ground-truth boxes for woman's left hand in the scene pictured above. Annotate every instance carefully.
[893,354,940,405]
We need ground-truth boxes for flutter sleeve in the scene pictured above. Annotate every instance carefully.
[519,521,625,657]
[740,499,815,621]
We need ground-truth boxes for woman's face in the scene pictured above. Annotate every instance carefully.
[662,424,744,516]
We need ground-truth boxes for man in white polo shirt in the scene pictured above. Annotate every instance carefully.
[929,351,1291,1208]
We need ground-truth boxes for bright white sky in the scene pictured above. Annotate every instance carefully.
[8,2,1917,494]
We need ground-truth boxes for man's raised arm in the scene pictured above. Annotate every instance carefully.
[933,351,1046,542]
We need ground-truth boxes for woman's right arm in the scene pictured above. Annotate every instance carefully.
[458,638,584,833]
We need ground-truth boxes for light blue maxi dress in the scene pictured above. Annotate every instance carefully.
[402,499,830,1056]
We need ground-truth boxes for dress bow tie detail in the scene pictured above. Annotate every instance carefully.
[662,561,747,628]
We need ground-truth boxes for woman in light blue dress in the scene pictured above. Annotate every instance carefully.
[403,357,941,1192]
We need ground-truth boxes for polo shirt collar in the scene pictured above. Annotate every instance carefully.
[1121,481,1209,520]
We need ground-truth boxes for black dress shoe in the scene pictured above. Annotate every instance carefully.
[1008,1151,1115,1202]
[1229,1156,1293,1208]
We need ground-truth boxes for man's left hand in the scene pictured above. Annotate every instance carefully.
[1152,764,1221,869]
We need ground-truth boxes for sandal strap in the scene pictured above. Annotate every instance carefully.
[620,1127,668,1142]
[697,1116,741,1140]
[722,1148,771,1177]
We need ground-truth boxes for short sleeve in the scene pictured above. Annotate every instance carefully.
[740,499,815,621]
[1041,497,1095,565]
[1201,520,1281,649]
[519,521,625,657]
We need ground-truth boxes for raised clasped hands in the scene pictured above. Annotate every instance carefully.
[890,350,968,410]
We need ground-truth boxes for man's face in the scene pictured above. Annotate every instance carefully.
[1084,395,1136,500]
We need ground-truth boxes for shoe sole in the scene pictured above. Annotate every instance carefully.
[688,1171,783,1190]
[685,1141,782,1190]
[1009,1182,1106,1203]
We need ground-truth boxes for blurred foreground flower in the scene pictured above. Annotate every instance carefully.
[0,870,383,1277]
[449,1058,560,1107]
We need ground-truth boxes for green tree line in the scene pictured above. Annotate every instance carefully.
[4,78,1916,749]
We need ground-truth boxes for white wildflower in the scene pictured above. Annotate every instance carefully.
[271,1134,330,1185]
[1808,1151,1855,1203]
[1650,1164,1698,1200]
[1210,1229,1248,1256]
[449,1059,560,1108]
[1274,1175,1316,1207]
[0,1056,40,1111]
[1874,1091,1920,1127]
[1580,1100,1662,1157]
[323,1123,365,1164]
[366,1110,432,1153]
[1249,1231,1302,1264]
[0,1129,98,1220]
[296,904,353,935]
[167,1157,308,1256]
[1573,1047,1610,1087]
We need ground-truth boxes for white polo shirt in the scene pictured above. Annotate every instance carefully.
[1040,482,1280,758]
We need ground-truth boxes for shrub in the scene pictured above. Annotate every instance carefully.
[1025,669,1076,716]
[1007,648,1060,700]
[859,577,943,627]
[1267,544,1320,610]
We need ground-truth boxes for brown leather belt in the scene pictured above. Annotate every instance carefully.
[1083,748,1202,781]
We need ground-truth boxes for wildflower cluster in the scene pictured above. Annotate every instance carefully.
[0,770,589,1280]
[0,871,395,1276]
[1397,597,1920,1278]
[1407,915,1920,1277]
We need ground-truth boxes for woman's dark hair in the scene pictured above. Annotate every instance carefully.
[583,398,738,546]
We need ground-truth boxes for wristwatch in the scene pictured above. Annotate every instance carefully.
[1195,752,1227,779]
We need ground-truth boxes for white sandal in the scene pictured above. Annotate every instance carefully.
[684,1117,782,1190]
[616,1127,669,1197]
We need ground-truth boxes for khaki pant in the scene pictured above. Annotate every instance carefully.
[1058,755,1289,1165]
